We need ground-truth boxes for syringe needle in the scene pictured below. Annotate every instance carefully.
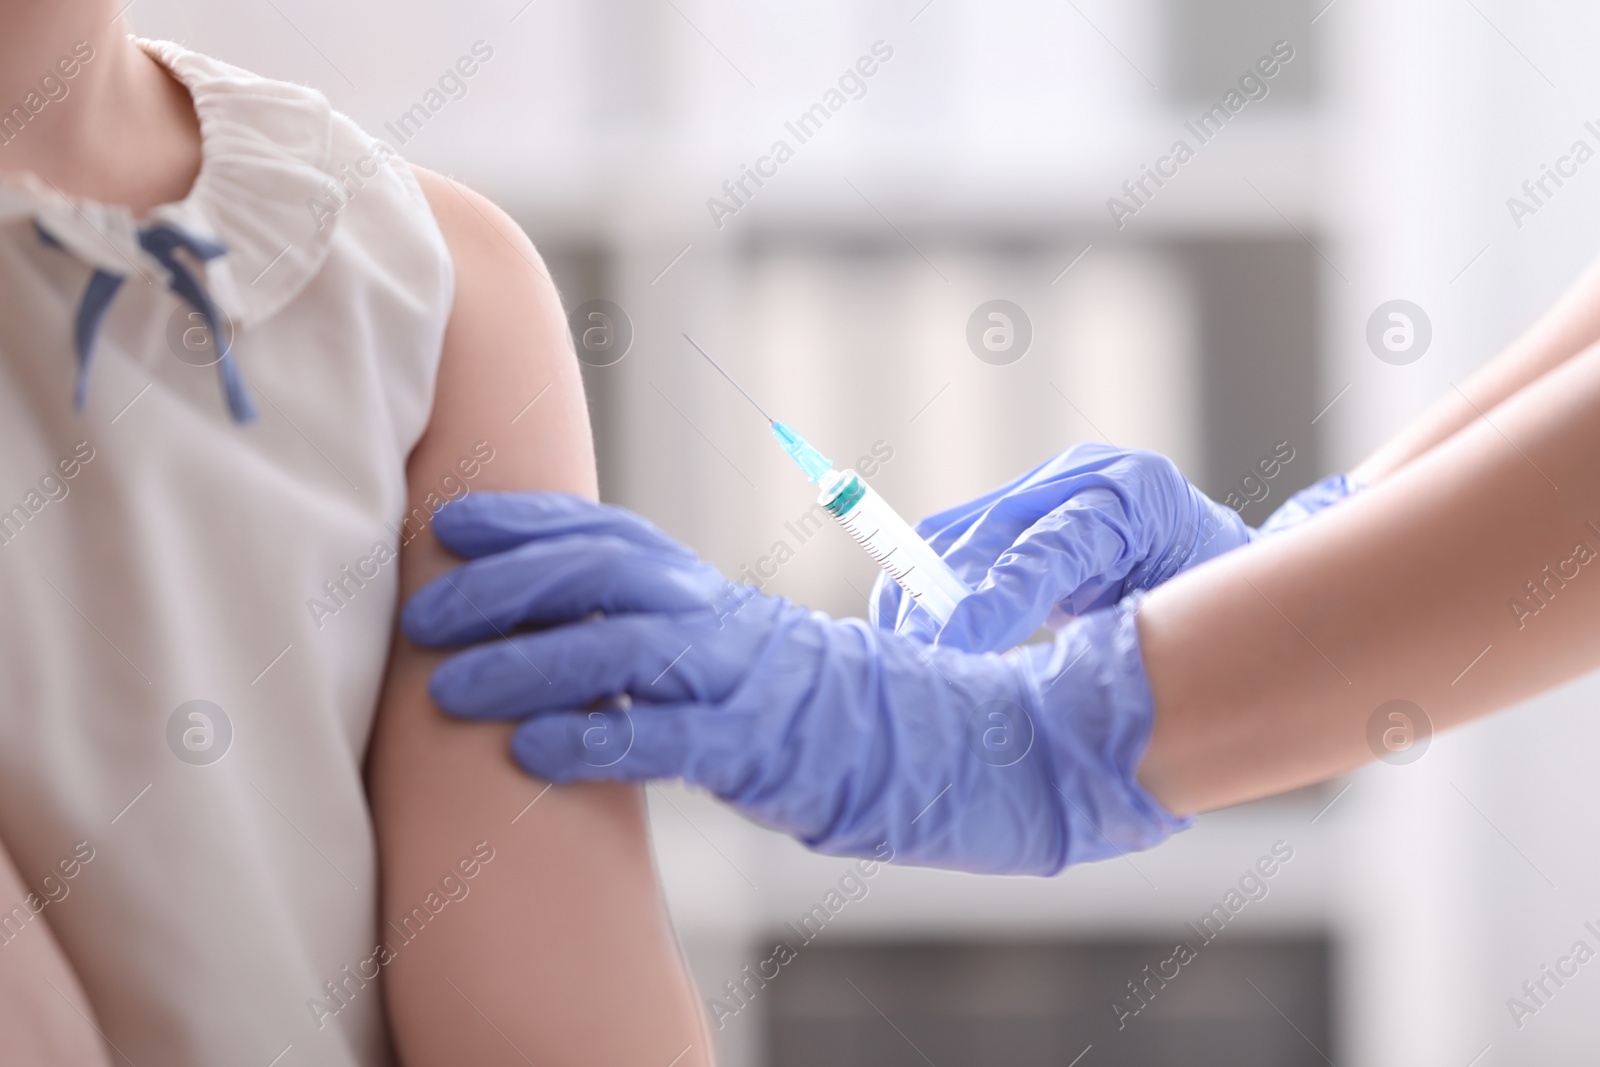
[684,333,776,424]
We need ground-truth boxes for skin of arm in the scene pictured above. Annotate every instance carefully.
[1138,334,1600,814]
[366,170,711,1066]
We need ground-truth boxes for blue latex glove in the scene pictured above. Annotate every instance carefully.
[870,443,1255,653]
[402,493,1189,876]
[1254,471,1365,536]
[871,446,1364,652]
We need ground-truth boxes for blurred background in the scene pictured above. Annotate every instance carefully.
[137,0,1600,1062]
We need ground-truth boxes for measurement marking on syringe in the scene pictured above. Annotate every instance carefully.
[864,543,897,563]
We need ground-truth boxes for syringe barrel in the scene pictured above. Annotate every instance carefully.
[818,470,972,627]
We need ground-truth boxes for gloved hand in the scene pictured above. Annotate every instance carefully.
[871,445,1363,653]
[870,443,1255,652]
[402,492,1190,876]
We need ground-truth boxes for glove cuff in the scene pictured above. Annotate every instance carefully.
[1022,599,1193,872]
[1256,471,1365,537]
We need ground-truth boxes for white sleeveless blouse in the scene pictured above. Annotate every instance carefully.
[0,40,451,1065]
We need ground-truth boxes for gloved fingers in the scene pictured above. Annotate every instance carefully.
[936,469,1127,570]
[935,495,1138,652]
[872,443,1135,641]
[507,701,709,785]
[910,443,1119,547]
[429,614,731,719]
[884,492,1085,646]
[511,698,859,836]
[907,464,1055,556]
[432,492,698,560]
[879,472,1132,645]
[402,535,727,646]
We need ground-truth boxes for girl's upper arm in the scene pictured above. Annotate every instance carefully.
[367,167,711,1067]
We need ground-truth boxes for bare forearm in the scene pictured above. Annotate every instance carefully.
[1353,253,1600,484]
[1140,337,1600,813]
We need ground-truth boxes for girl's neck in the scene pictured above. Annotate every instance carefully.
[0,4,202,215]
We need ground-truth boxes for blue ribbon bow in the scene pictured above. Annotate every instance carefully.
[35,220,257,423]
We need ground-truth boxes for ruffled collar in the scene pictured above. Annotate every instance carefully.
[0,38,341,329]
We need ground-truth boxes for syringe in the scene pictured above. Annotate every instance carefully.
[686,335,973,626]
